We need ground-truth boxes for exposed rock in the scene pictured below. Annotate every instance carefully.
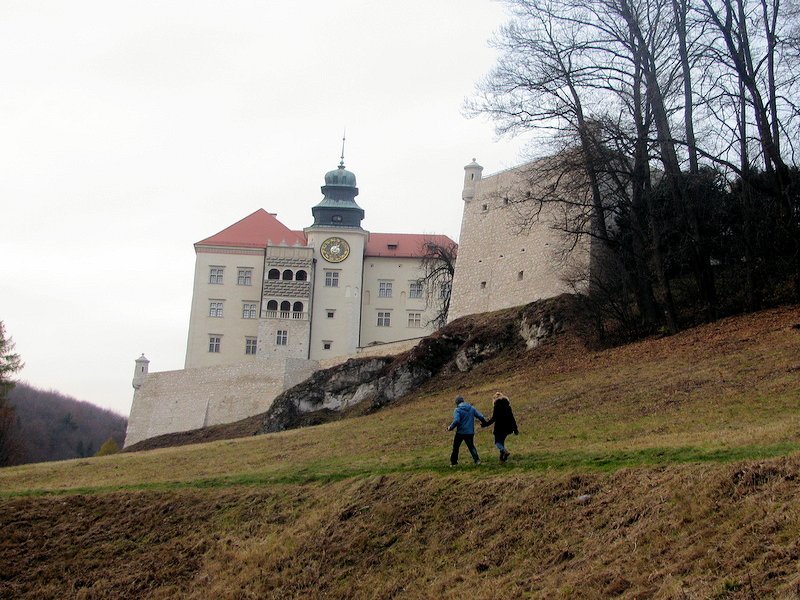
[258,294,584,434]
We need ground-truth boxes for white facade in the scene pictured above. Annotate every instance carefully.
[181,163,456,369]
[184,245,266,369]
[360,256,435,345]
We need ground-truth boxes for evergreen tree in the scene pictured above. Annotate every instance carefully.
[0,321,23,466]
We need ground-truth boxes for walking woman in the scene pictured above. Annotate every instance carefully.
[483,391,519,462]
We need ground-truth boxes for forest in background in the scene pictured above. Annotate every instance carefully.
[4,382,126,466]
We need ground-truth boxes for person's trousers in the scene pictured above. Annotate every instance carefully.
[451,433,479,465]
[494,432,508,453]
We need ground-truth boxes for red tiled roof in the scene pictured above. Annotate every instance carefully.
[195,209,306,249]
[365,233,457,258]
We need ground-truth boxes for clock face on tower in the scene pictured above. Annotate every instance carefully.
[320,237,350,263]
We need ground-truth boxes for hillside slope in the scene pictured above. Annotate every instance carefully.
[126,295,587,452]
[0,305,798,599]
[7,383,127,464]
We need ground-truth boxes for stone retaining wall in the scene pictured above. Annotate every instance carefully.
[124,357,317,447]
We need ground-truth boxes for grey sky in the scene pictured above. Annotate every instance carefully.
[1,1,527,415]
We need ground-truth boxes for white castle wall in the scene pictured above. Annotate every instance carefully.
[448,159,590,322]
[125,338,429,447]
[124,357,317,447]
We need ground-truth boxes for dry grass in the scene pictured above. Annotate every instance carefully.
[0,305,799,598]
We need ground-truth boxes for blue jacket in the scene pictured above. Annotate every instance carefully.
[448,402,486,435]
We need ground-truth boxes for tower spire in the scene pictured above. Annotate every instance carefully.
[339,128,346,168]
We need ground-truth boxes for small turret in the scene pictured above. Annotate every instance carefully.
[463,158,483,202]
[132,354,150,390]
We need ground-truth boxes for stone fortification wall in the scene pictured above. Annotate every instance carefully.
[124,358,317,447]
[317,337,425,370]
[449,160,590,322]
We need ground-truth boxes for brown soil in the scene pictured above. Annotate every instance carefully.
[2,457,800,599]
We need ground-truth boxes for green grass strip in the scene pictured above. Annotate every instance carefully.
[3,442,798,499]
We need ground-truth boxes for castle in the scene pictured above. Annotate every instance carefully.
[125,156,588,447]
[125,158,456,447]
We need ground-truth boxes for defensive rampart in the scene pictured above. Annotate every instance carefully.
[124,358,317,447]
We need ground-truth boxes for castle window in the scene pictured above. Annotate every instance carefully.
[379,281,393,298]
[481,204,488,212]
[325,271,339,287]
[323,341,332,350]
[266,300,278,311]
[237,268,252,286]
[388,243,398,250]
[276,330,288,346]
[245,338,257,354]
[480,281,487,289]
[332,215,343,223]
[242,303,258,319]
[440,281,451,299]
[295,270,308,281]
[407,312,421,328]
[209,301,224,318]
[208,336,221,353]
[518,271,524,281]
[377,312,391,327]
[267,269,280,280]
[280,301,291,316]
[409,281,423,298]
[282,269,294,281]
[327,310,335,318]
[292,301,304,316]
[209,267,224,284]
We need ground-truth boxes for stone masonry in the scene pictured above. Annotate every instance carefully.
[448,159,590,322]
[124,357,317,447]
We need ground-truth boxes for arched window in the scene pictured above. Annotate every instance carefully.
[295,270,307,281]
[280,300,291,312]
[282,269,293,281]
[267,269,280,280]
[292,301,303,313]
[267,300,278,311]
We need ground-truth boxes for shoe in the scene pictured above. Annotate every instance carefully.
[474,460,481,465]
[500,451,510,462]
[449,463,458,467]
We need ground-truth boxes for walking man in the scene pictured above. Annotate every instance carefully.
[446,395,487,466]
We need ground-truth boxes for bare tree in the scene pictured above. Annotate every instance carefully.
[418,238,457,328]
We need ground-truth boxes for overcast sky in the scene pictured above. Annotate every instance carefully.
[1,1,529,416]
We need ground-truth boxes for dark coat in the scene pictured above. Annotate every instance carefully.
[485,397,518,436]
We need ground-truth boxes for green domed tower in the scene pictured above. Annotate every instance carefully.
[310,159,365,228]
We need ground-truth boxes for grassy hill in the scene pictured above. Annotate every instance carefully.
[1,305,798,598]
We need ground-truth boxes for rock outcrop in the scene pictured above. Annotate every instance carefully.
[259,294,583,433]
